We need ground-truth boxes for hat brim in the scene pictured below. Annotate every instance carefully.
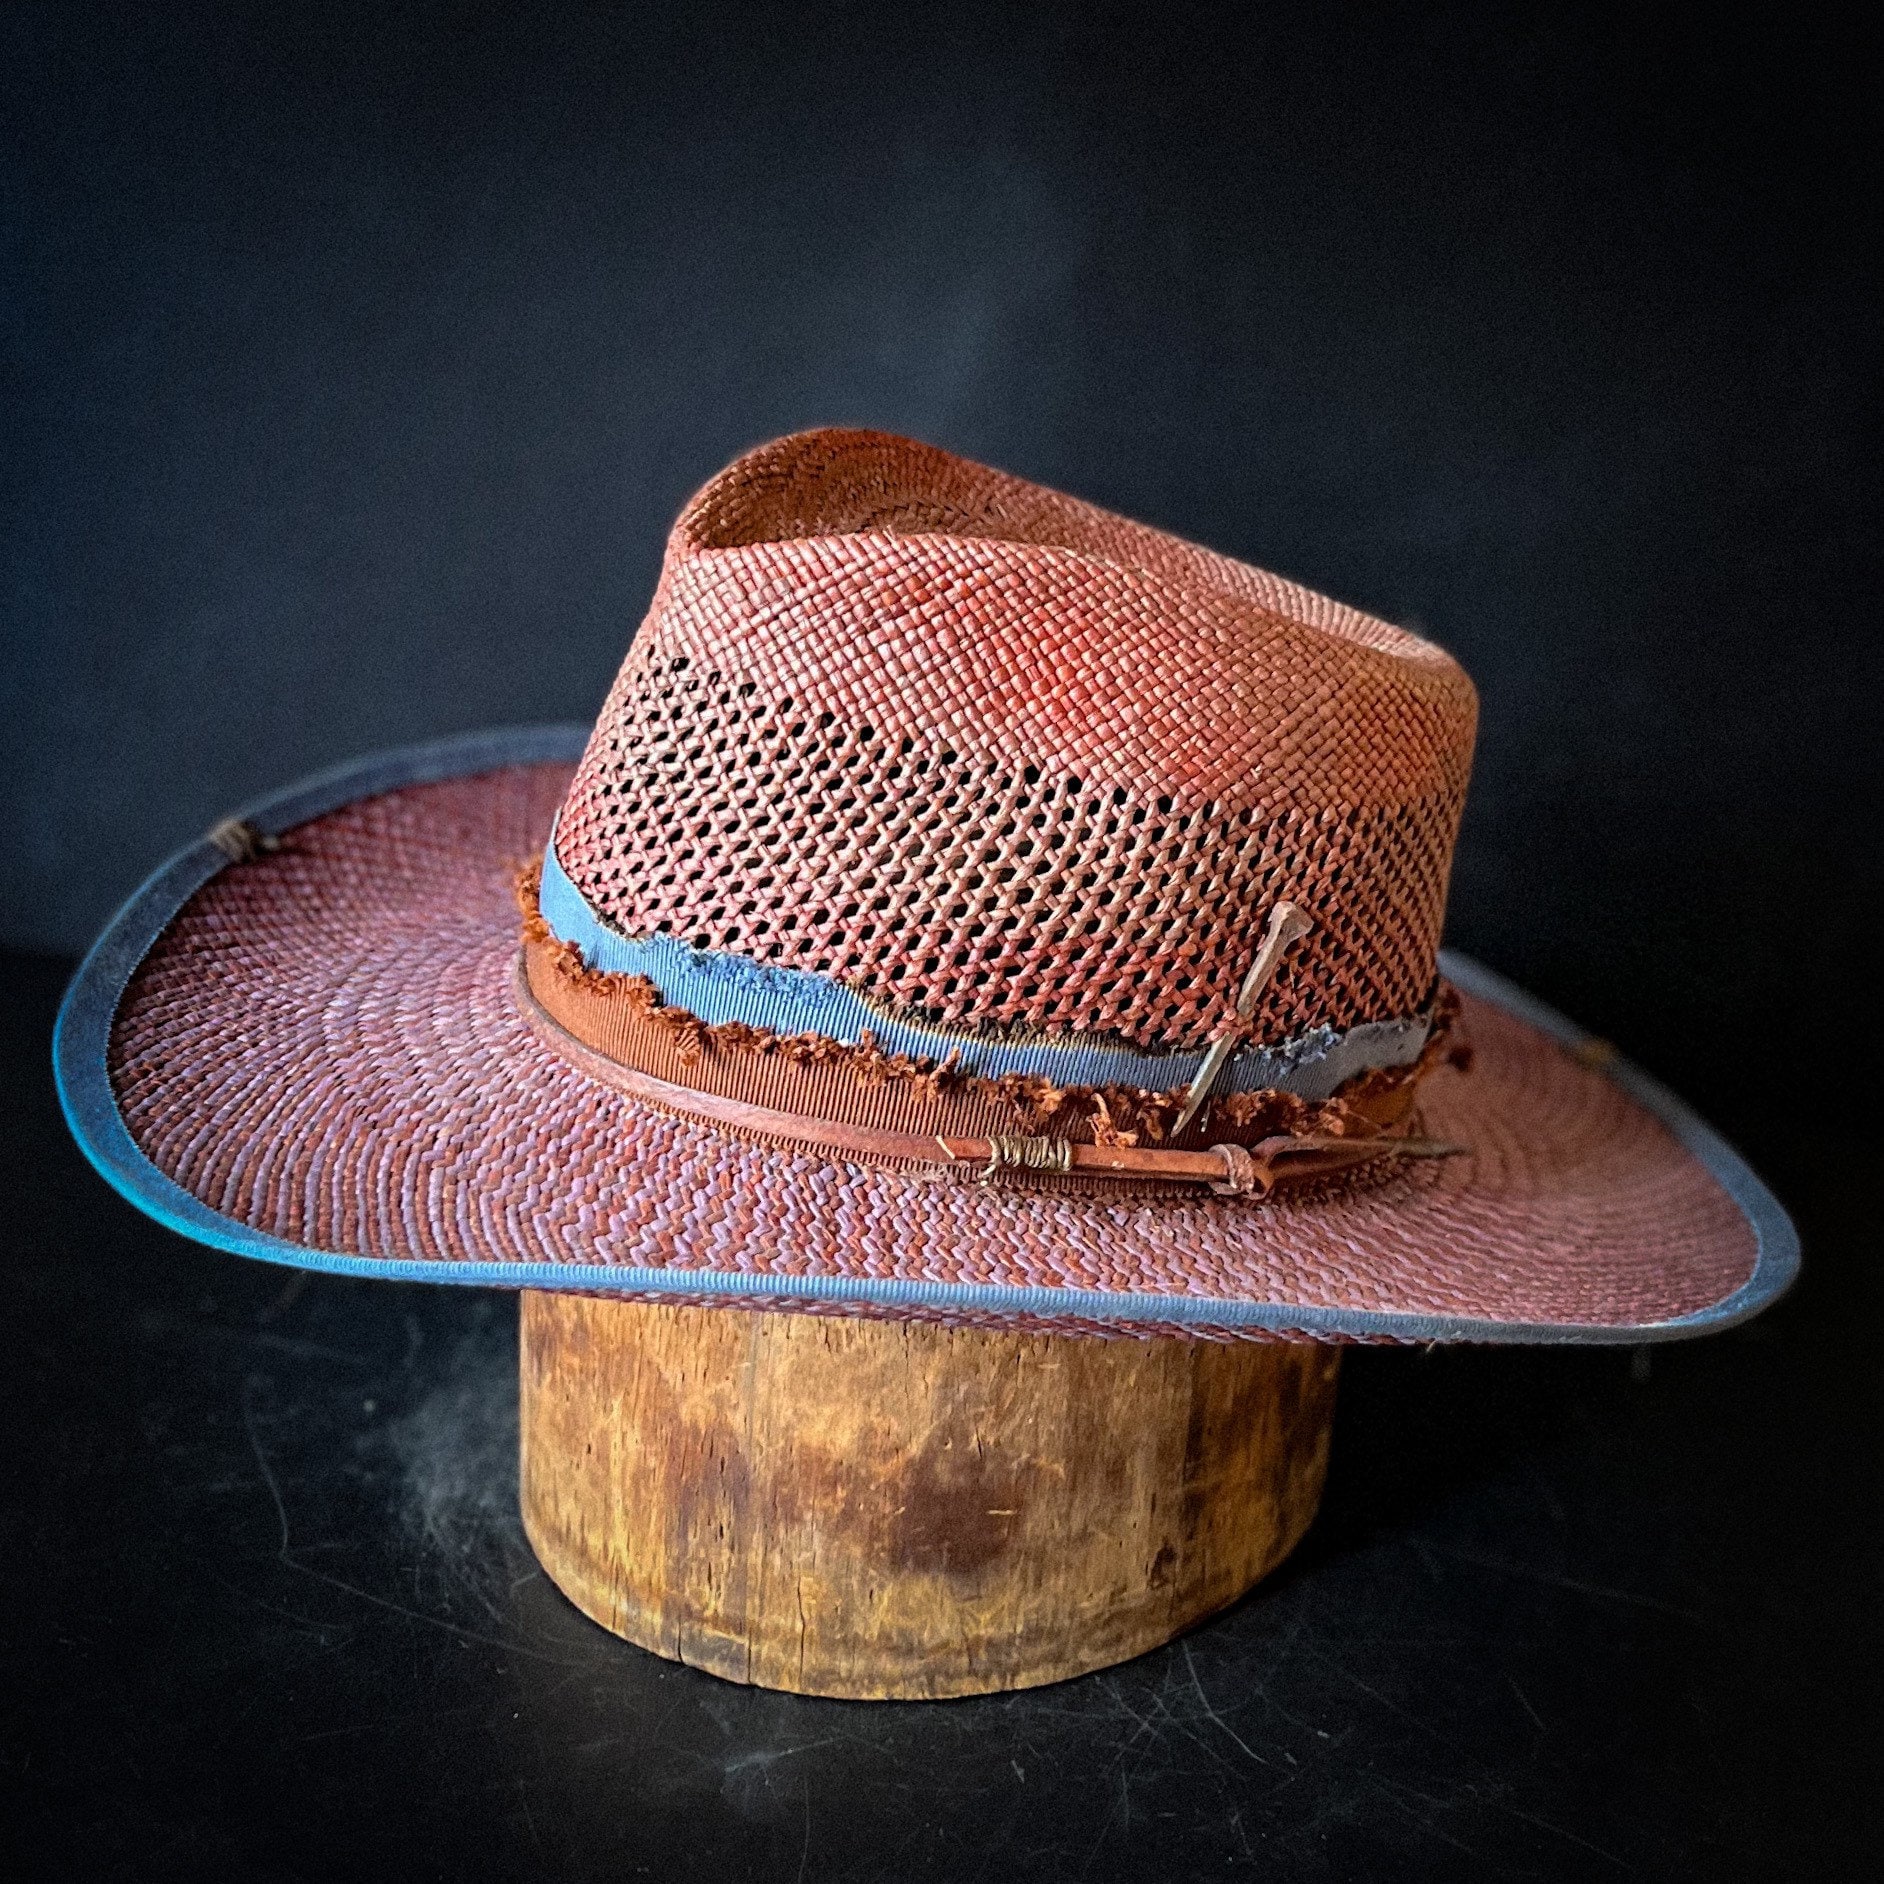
[56,728,1796,1344]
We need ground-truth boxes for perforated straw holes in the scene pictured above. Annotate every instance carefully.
[550,431,1475,1051]
[554,652,1460,1051]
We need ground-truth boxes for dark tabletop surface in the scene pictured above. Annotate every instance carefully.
[3,949,1875,1882]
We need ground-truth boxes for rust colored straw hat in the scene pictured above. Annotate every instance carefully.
[57,429,1794,1343]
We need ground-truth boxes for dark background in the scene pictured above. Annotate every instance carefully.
[3,3,1878,1879]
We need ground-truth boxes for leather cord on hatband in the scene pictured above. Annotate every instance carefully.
[513,952,1463,1197]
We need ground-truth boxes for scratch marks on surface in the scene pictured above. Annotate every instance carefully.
[1508,1674,1547,1733]
[230,1314,587,1668]
[1496,1801,1633,1871]
[1181,1640,1267,1765]
[721,1739,842,1778]
[279,1558,581,1664]
[1439,1546,1708,1623]
[241,1374,292,1555]
[516,1775,545,1857]
[142,1309,371,1370]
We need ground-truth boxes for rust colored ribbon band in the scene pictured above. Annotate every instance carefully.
[514,953,1463,1197]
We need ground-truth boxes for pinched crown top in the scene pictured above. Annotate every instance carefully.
[553,429,1477,1051]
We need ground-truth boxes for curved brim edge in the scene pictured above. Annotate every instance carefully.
[53,726,1799,1345]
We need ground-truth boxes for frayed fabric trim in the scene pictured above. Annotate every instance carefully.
[518,863,1465,1154]
[539,831,1433,1100]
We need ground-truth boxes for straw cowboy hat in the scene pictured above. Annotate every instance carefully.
[56,429,1794,1342]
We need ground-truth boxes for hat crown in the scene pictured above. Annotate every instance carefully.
[553,430,1477,1050]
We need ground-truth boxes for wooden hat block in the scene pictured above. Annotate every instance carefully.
[520,1292,1339,1700]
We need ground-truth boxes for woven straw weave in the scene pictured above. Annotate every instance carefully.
[555,430,1477,1051]
[107,768,1757,1328]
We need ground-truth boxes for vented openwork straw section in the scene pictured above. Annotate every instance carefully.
[555,430,1478,1049]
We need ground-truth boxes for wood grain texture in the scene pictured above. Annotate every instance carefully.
[519,1293,1339,1699]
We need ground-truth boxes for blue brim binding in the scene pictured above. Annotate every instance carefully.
[54,726,1798,1344]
